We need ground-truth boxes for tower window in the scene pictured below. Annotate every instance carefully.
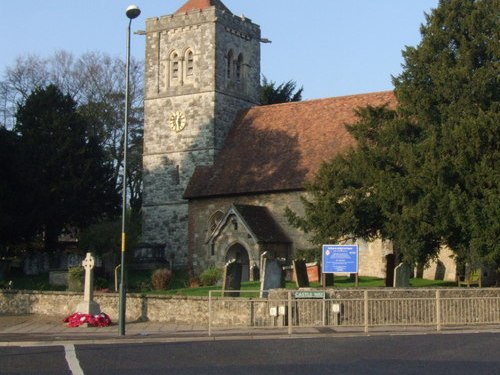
[226,50,234,79]
[170,52,179,80]
[236,54,244,83]
[186,50,194,76]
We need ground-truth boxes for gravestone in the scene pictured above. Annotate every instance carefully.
[76,252,101,316]
[393,262,411,287]
[260,256,285,298]
[222,259,242,297]
[323,273,334,287]
[293,259,309,288]
[250,263,260,281]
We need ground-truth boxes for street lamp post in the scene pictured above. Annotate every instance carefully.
[119,4,141,336]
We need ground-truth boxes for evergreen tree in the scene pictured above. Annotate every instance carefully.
[14,85,120,250]
[288,0,499,273]
[0,128,34,247]
[260,76,303,105]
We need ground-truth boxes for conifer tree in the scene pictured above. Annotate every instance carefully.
[14,85,120,250]
[287,0,499,276]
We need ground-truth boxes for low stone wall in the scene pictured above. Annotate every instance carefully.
[0,290,212,324]
[1,288,499,327]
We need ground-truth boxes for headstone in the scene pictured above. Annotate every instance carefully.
[393,262,411,287]
[222,259,242,297]
[260,256,285,298]
[76,252,101,316]
[293,259,309,288]
[250,263,259,281]
[323,273,334,287]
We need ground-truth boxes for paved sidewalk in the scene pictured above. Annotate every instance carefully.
[0,314,216,345]
[1,314,499,346]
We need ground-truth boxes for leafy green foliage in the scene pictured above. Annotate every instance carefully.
[0,128,33,245]
[68,266,84,292]
[12,85,120,250]
[78,210,141,258]
[260,76,303,105]
[287,0,499,270]
[294,248,322,263]
[199,266,223,286]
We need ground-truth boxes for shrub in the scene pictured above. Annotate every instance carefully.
[151,268,172,290]
[199,266,223,286]
[95,277,109,290]
[188,275,200,288]
[294,248,322,263]
[68,266,84,292]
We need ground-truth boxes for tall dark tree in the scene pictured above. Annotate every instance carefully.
[0,51,144,212]
[394,0,500,270]
[0,128,34,246]
[287,0,499,273]
[14,85,120,250]
[260,76,303,105]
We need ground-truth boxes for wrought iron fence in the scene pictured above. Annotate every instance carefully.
[208,289,500,336]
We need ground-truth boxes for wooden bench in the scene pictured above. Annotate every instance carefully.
[458,269,482,287]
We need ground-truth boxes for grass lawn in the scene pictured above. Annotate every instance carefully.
[140,275,457,297]
[1,270,457,295]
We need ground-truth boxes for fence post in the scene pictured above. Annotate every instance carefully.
[208,290,212,337]
[364,290,369,333]
[322,295,326,326]
[436,289,441,332]
[288,291,293,335]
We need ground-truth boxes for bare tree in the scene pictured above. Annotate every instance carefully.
[0,51,144,213]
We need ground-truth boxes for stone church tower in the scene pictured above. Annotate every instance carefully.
[142,0,261,266]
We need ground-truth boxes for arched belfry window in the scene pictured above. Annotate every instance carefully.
[170,51,180,84]
[226,50,234,80]
[185,49,194,77]
[236,53,244,83]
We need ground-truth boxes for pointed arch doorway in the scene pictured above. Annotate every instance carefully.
[225,243,250,282]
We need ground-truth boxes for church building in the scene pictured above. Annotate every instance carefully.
[141,0,457,282]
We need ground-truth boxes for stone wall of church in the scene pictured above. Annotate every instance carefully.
[422,247,458,281]
[189,191,318,275]
[142,5,261,265]
[357,239,393,279]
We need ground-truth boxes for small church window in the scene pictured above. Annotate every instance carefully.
[186,50,194,76]
[171,52,180,79]
[236,54,244,83]
[226,50,234,79]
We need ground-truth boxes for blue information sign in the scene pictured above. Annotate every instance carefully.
[322,245,359,273]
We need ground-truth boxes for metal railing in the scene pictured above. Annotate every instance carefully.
[208,289,500,336]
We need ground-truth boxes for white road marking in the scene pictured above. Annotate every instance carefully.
[64,344,84,375]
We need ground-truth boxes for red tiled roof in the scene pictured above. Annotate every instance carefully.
[175,0,232,14]
[184,91,396,199]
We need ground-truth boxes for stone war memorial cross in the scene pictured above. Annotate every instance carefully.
[76,252,101,316]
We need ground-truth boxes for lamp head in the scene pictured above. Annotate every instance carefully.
[126,5,141,19]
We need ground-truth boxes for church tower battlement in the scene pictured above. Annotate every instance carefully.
[142,0,261,266]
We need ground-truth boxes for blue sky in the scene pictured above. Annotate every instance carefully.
[0,0,438,100]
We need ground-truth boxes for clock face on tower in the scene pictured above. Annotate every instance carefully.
[168,111,187,132]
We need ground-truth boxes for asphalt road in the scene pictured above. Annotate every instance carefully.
[0,332,499,375]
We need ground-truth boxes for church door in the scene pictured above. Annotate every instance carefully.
[225,243,250,282]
